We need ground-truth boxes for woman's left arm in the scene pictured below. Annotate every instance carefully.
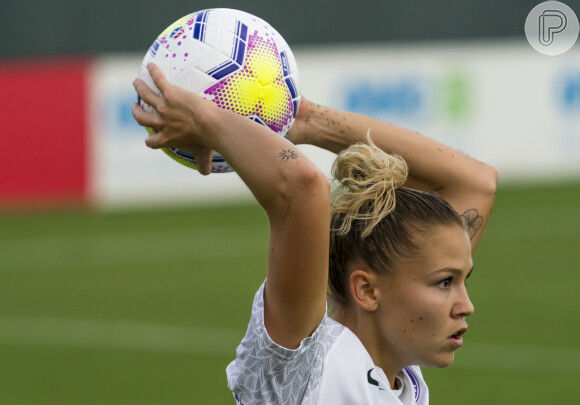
[287,98,498,253]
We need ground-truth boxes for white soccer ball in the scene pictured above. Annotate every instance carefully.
[138,8,300,173]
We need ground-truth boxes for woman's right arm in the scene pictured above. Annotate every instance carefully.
[133,64,330,349]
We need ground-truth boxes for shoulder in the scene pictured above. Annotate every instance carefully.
[226,282,430,405]
[226,281,345,405]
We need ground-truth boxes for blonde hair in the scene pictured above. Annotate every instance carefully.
[331,133,408,238]
[328,131,465,308]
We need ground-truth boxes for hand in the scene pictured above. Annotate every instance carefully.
[131,63,215,175]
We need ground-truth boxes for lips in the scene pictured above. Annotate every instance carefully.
[449,327,467,340]
[447,327,467,348]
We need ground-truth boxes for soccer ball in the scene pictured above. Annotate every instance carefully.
[138,8,300,173]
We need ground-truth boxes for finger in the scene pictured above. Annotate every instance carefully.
[131,103,161,128]
[145,133,165,149]
[133,78,162,109]
[147,63,172,95]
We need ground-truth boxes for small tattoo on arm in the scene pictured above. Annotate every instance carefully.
[460,208,483,240]
[433,185,444,192]
[279,149,298,162]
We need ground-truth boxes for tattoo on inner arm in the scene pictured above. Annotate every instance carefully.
[279,149,298,162]
[460,208,483,240]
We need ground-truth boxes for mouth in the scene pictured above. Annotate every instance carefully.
[447,327,467,348]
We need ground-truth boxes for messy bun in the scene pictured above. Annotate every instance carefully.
[331,133,408,238]
[328,131,465,309]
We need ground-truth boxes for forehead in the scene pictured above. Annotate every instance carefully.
[397,225,473,275]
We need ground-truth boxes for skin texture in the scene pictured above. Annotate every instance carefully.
[334,225,474,387]
[287,99,497,253]
[133,64,497,391]
[133,64,330,350]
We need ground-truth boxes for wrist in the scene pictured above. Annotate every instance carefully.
[191,97,229,147]
[290,100,361,153]
[286,98,320,145]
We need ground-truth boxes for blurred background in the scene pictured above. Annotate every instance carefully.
[1,0,580,403]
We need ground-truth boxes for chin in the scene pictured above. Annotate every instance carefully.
[422,353,455,369]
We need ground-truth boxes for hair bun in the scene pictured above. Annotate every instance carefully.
[331,131,408,237]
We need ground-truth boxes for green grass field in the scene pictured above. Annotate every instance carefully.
[1,181,579,404]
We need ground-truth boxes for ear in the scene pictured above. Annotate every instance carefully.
[349,269,379,312]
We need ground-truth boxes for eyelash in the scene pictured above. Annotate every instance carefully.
[438,277,469,289]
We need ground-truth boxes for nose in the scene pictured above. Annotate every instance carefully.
[452,286,475,318]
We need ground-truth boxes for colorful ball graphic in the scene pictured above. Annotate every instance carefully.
[138,8,300,173]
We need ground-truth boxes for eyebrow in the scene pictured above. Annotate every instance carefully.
[433,266,474,278]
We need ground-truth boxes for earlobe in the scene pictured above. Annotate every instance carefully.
[349,270,379,312]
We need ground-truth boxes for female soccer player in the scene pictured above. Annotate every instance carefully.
[132,63,497,405]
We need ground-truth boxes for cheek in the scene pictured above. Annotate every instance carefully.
[400,313,435,338]
[395,292,448,336]
[409,314,442,339]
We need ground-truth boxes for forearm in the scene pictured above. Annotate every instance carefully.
[199,102,330,349]
[290,100,498,249]
[294,102,488,191]
[199,105,327,213]
[133,65,326,214]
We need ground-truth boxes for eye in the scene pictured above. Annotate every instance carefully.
[438,277,452,289]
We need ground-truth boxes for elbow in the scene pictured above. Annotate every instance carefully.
[295,163,331,200]
[281,162,330,208]
[478,164,498,209]
[483,164,499,196]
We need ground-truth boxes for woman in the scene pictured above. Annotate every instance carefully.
[132,63,497,404]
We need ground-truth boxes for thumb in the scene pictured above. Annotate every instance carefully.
[145,133,165,149]
[193,147,215,175]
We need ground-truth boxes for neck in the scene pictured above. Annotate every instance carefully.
[332,305,405,390]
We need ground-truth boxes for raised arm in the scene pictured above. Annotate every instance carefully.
[132,64,329,349]
[287,98,498,252]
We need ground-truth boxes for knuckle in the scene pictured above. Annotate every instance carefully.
[162,88,175,103]
[151,115,164,129]
[156,102,168,116]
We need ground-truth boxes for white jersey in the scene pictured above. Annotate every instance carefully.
[226,282,429,405]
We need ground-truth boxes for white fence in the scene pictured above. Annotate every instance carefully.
[90,40,580,207]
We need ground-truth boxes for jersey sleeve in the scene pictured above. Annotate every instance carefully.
[226,280,335,405]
